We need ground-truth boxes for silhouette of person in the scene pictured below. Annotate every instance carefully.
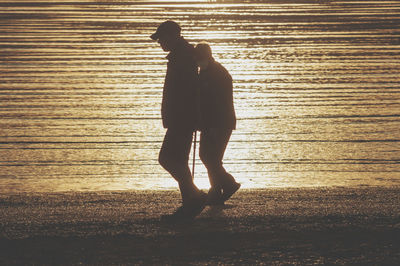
[150,21,207,221]
[194,43,241,205]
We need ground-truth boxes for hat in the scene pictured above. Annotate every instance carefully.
[150,20,181,40]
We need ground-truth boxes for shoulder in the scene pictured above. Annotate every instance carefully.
[168,43,197,74]
[177,39,196,61]
[168,38,195,60]
[175,41,197,69]
[211,61,232,82]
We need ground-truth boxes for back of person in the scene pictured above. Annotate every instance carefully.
[198,59,236,130]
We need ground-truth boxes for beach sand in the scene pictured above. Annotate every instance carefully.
[1,187,400,265]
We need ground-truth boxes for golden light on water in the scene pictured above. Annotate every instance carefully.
[0,0,399,193]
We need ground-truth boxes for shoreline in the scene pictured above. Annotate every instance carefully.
[1,187,400,264]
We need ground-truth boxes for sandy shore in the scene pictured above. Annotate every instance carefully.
[1,187,400,265]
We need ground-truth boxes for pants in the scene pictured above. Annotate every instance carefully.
[158,128,196,201]
[199,129,236,189]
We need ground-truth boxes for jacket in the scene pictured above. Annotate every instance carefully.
[198,59,236,130]
[161,37,198,130]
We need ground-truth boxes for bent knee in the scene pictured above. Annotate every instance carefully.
[199,149,209,165]
[159,150,181,173]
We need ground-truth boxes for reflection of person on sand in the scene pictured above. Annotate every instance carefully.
[194,43,241,205]
[150,21,207,222]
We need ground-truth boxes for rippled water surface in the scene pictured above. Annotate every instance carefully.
[1,0,399,193]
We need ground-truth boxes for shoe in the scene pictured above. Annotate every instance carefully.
[161,191,207,223]
[221,182,241,202]
[160,205,187,223]
[206,187,224,206]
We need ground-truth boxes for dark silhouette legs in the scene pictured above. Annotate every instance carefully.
[199,129,240,204]
[159,128,203,205]
[158,128,238,221]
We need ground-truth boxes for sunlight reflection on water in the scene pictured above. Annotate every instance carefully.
[0,0,399,193]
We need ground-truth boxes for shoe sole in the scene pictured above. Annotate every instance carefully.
[222,183,241,202]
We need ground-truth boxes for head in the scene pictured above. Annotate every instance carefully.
[194,42,213,69]
[150,20,181,52]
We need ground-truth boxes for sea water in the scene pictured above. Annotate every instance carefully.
[0,0,399,192]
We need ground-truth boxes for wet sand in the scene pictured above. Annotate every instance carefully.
[1,187,400,265]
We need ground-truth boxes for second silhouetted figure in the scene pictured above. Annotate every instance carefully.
[194,43,241,205]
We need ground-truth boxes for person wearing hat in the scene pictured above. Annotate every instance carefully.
[194,42,241,205]
[150,21,207,221]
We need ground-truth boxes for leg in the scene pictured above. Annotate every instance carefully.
[159,129,207,222]
[200,129,239,204]
[158,128,201,204]
[200,129,235,188]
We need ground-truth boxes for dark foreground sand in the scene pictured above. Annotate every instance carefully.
[1,187,400,265]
